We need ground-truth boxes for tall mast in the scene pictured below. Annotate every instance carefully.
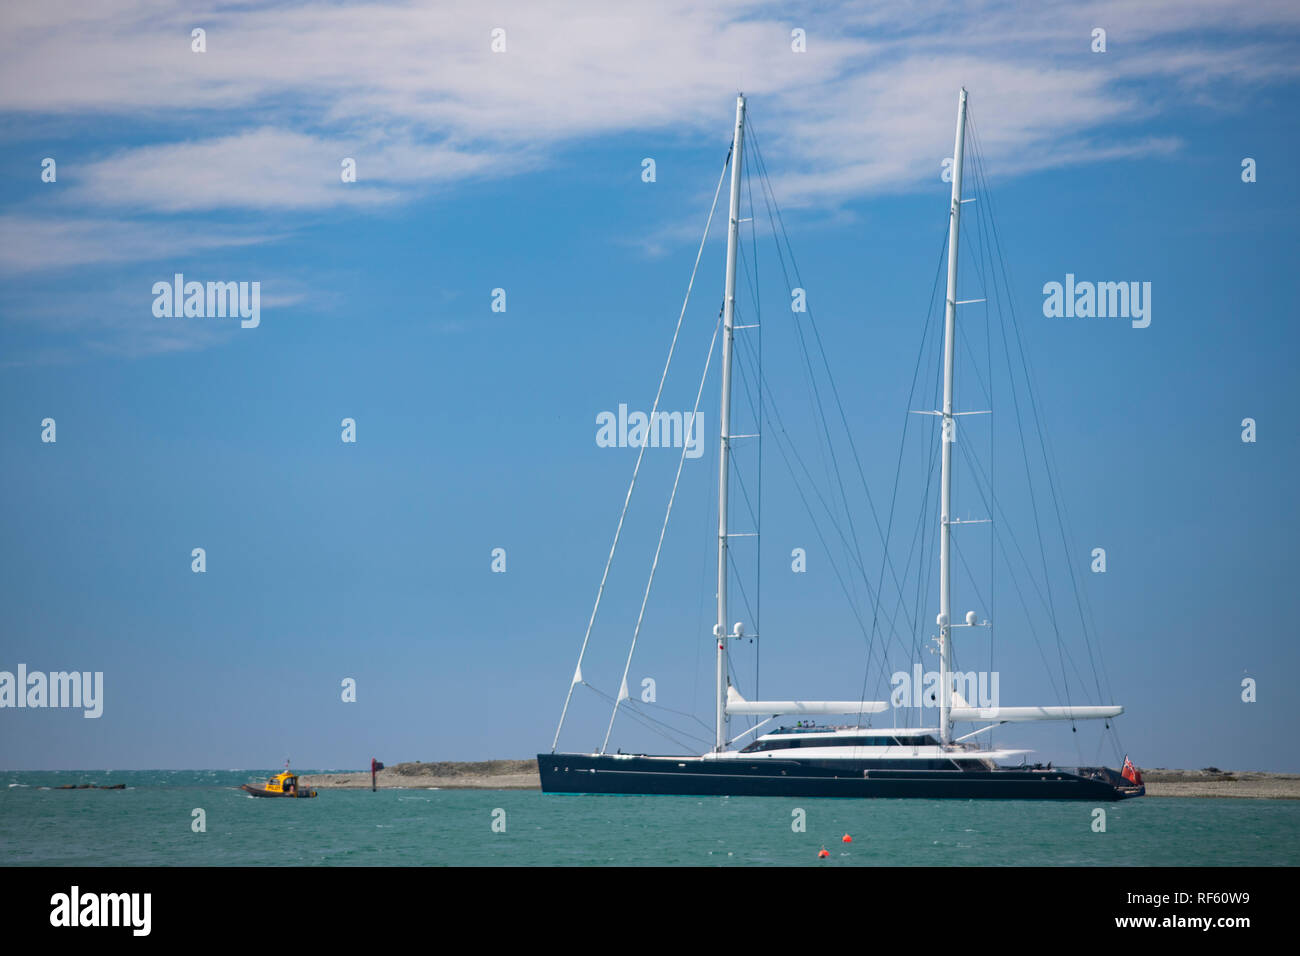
[938,87,968,748]
[715,93,745,753]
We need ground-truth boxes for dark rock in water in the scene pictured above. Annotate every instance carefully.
[54,783,126,790]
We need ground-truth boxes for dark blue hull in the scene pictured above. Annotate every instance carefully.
[538,753,1144,801]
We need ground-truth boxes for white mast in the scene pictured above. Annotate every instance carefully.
[937,87,968,748]
[715,93,745,753]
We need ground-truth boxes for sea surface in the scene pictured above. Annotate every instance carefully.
[3,770,1297,866]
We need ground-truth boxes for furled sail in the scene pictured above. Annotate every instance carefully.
[948,690,1122,722]
[725,686,888,716]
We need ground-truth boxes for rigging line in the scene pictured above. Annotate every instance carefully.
[622,703,714,747]
[858,225,950,711]
[756,326,764,697]
[747,138,864,560]
[749,122,922,658]
[551,143,733,754]
[726,337,762,531]
[1027,297,1112,702]
[728,358,759,528]
[743,126,847,515]
[693,387,720,722]
[727,439,760,536]
[989,511,1068,704]
[728,332,765,535]
[738,295,920,686]
[625,694,715,735]
[978,168,1073,712]
[955,398,1074,703]
[747,124,904,586]
[584,660,708,743]
[738,156,843,555]
[734,250,766,539]
[906,306,948,721]
[950,533,989,617]
[870,423,943,718]
[603,310,724,753]
[960,455,1095,697]
[1033,375,1113,701]
[873,299,946,729]
[759,390,890,675]
[889,397,942,631]
[962,109,1061,668]
[961,132,999,713]
[1052,415,1111,699]
[957,317,992,409]
[739,229,761,318]
[965,141,999,413]
[959,438,1051,623]
[733,310,921,693]
[958,209,999,710]
[745,342,914,669]
[586,683,710,752]
[896,468,944,708]
[960,111,1010,680]
[624,709,710,753]
[1074,547,1114,702]
[728,544,757,631]
[959,427,1057,629]
[725,295,761,528]
[867,407,941,710]
[968,110,1106,708]
[745,146,765,700]
[956,212,993,410]
[749,168,881,644]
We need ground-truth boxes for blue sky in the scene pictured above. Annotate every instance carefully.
[1,1,1298,772]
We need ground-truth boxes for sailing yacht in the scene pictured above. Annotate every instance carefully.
[539,90,1144,801]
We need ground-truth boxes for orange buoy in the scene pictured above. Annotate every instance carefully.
[817,847,830,859]
[842,833,852,843]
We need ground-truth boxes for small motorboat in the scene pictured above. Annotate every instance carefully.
[241,770,317,798]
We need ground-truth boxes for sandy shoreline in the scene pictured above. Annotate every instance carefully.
[299,760,540,791]
[297,762,1300,798]
[1141,770,1300,800]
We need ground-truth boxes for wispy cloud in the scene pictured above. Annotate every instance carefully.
[0,280,233,364]
[0,272,317,365]
[62,128,526,213]
[0,215,283,274]
[1,0,1297,362]
[4,1,1296,223]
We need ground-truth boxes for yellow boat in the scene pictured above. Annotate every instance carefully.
[240,770,317,798]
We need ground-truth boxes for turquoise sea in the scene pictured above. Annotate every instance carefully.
[3,770,1297,866]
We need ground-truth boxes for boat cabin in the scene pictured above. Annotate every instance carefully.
[262,771,302,795]
[740,725,942,753]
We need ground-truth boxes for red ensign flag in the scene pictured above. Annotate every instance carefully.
[1121,756,1143,786]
